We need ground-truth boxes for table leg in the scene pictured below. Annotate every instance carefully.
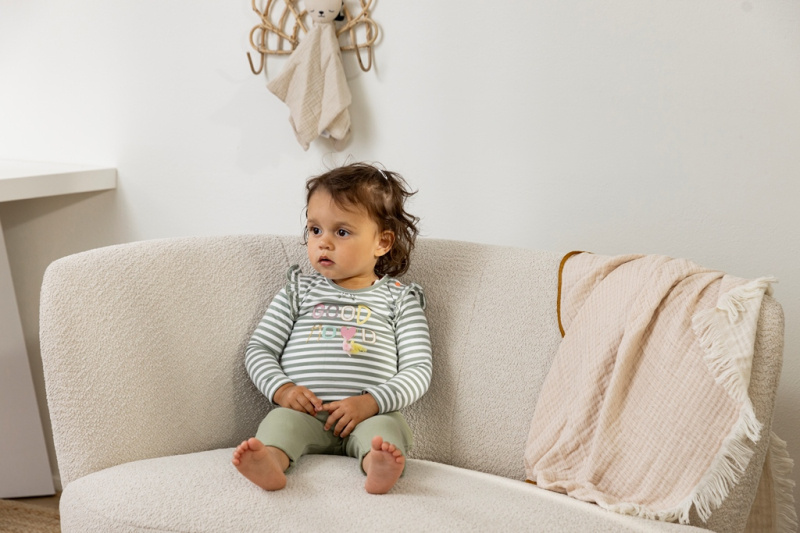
[0,217,55,497]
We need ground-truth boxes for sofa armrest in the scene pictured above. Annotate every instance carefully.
[40,235,305,486]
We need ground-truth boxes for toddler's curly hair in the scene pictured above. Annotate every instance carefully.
[304,162,420,277]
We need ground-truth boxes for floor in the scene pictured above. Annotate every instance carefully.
[12,491,61,510]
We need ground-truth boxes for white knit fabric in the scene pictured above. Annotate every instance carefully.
[59,451,710,533]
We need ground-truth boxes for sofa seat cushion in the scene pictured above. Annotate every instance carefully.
[60,449,705,532]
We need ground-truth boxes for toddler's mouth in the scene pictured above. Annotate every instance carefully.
[319,257,334,266]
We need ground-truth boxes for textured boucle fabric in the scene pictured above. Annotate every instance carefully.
[41,235,290,485]
[39,235,786,532]
[401,239,564,478]
[60,451,705,532]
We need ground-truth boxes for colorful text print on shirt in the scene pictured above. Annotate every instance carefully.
[312,303,372,324]
[307,303,376,356]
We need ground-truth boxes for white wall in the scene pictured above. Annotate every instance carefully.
[1,0,798,518]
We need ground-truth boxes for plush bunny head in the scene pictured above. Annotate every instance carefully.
[305,0,343,24]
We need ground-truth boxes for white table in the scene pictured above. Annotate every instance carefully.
[0,160,117,498]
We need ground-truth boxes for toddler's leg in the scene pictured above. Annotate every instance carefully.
[362,436,406,494]
[232,438,289,491]
[347,412,414,494]
[233,407,335,491]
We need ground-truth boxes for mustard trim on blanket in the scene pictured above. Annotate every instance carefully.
[557,251,586,337]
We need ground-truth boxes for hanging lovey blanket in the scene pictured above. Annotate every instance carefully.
[524,252,796,531]
[267,22,351,150]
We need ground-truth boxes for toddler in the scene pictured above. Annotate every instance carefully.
[232,162,432,494]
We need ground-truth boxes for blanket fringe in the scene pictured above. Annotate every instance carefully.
[685,417,758,523]
[716,277,776,321]
[680,277,776,523]
[692,278,776,436]
[692,306,762,442]
[625,276,782,526]
[769,432,798,533]
[600,414,758,524]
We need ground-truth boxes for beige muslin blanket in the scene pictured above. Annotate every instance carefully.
[524,252,796,531]
[267,22,351,150]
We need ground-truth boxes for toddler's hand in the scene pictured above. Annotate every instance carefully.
[322,394,379,438]
[273,384,323,416]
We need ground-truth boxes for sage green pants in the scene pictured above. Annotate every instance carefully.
[255,407,413,474]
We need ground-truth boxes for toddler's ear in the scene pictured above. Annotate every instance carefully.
[377,230,395,257]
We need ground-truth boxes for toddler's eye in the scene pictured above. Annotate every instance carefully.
[310,226,321,235]
[337,229,350,237]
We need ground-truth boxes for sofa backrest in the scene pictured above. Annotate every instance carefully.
[41,235,564,485]
[400,238,563,480]
[43,235,285,485]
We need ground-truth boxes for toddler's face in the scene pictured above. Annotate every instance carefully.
[306,190,393,290]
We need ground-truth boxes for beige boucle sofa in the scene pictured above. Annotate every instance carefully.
[39,235,784,532]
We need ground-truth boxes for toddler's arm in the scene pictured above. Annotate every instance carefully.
[245,287,297,403]
[364,287,432,413]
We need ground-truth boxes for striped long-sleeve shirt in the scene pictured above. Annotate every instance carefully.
[245,266,432,413]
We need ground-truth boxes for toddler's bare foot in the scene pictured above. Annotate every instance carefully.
[363,436,405,494]
[232,438,288,491]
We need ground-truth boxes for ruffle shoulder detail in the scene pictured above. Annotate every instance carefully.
[388,280,426,322]
[285,265,303,319]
